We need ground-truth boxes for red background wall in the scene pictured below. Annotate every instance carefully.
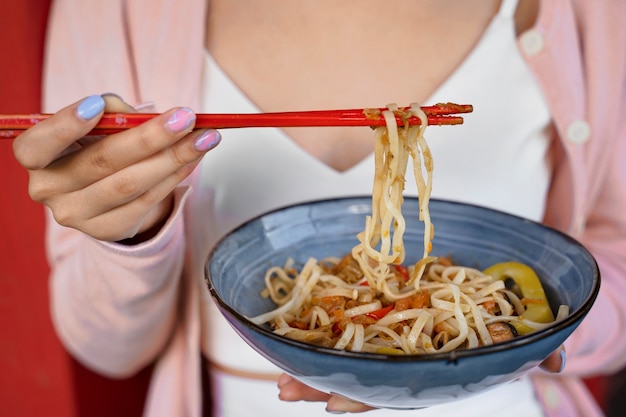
[0,2,73,416]
[0,1,151,416]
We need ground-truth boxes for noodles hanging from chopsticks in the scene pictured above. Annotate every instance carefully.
[250,104,565,355]
[351,103,435,299]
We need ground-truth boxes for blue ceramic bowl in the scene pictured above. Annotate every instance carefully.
[205,197,600,409]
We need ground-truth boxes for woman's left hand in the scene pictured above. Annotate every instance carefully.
[277,373,374,413]
[277,346,566,413]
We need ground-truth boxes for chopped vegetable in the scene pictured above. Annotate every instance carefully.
[393,264,410,281]
[365,304,394,320]
[395,292,431,311]
[375,346,405,355]
[484,262,555,335]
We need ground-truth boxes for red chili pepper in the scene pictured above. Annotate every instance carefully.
[395,265,410,281]
[365,304,394,320]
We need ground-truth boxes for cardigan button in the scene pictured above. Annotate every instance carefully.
[566,120,591,144]
[544,384,561,409]
[520,30,545,56]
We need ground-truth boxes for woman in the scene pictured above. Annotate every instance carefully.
[13,0,626,416]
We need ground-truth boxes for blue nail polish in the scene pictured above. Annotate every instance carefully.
[76,95,105,120]
[194,130,222,152]
[558,349,566,373]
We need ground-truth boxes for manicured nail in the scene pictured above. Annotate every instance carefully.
[166,108,196,133]
[325,410,346,415]
[194,130,221,152]
[558,349,566,373]
[76,95,105,120]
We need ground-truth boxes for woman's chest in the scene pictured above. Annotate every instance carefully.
[205,0,502,172]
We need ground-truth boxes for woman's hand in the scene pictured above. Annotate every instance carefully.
[277,373,374,414]
[539,345,567,373]
[13,94,221,242]
[277,346,566,413]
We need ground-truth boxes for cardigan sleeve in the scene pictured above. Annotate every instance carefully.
[42,0,207,380]
[562,112,626,376]
[552,0,626,377]
[524,0,626,379]
[48,185,192,377]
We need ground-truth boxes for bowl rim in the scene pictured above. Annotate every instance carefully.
[205,196,601,363]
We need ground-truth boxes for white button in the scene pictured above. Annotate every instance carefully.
[520,30,545,56]
[544,384,561,409]
[566,120,591,144]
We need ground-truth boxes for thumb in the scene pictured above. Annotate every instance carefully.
[101,93,137,113]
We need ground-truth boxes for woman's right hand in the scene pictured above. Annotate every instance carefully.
[13,94,221,242]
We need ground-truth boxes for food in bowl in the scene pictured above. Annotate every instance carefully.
[251,256,569,355]
[250,104,566,356]
[205,104,599,408]
[205,197,600,409]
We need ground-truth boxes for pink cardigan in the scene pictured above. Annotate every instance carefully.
[42,1,626,416]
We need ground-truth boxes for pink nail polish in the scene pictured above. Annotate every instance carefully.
[166,108,196,133]
[194,130,222,152]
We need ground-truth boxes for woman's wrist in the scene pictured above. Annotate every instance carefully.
[117,195,175,246]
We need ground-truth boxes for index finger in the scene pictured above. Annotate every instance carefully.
[13,95,105,170]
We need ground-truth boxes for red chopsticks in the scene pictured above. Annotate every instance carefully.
[0,103,472,139]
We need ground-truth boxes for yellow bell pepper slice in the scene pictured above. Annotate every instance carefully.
[375,346,405,355]
[483,262,555,335]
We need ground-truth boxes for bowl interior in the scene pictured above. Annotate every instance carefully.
[205,197,600,408]
[208,197,598,340]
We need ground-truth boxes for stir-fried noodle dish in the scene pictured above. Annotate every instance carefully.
[251,104,568,355]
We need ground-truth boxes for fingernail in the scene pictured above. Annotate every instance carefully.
[325,410,346,415]
[559,349,566,373]
[76,95,105,120]
[166,108,196,133]
[101,92,124,101]
[194,130,221,152]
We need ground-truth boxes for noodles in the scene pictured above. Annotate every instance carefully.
[351,104,435,296]
[250,104,566,354]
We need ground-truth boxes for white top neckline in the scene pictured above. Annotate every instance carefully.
[199,0,550,415]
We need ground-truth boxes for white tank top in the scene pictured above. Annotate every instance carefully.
[199,0,551,416]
